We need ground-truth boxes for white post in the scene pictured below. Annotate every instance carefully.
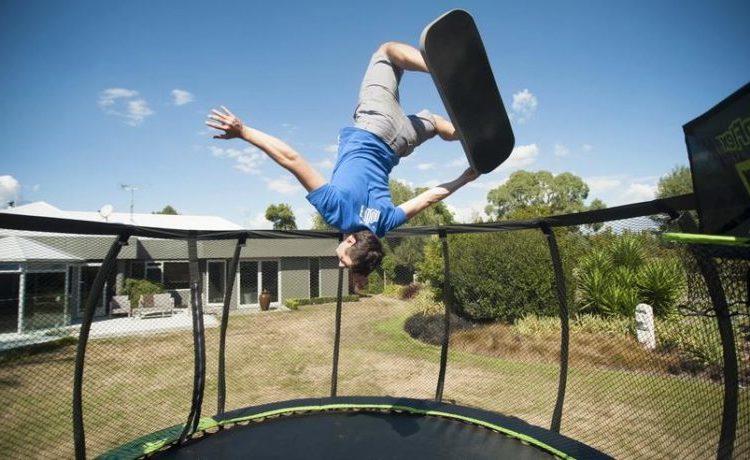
[635,303,656,350]
[18,271,25,334]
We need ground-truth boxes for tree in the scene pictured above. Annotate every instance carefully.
[265,203,297,230]
[656,165,693,199]
[587,198,607,232]
[652,165,695,230]
[485,170,591,220]
[311,213,336,231]
[154,205,179,215]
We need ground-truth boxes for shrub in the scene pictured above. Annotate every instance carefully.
[382,284,402,298]
[283,295,359,310]
[575,234,685,318]
[515,314,632,337]
[418,230,586,323]
[636,259,685,317]
[403,313,476,345]
[411,287,444,316]
[123,278,165,308]
[399,283,421,300]
[367,270,384,294]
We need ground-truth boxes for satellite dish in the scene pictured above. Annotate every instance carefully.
[99,204,113,220]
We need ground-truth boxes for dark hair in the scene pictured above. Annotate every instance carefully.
[347,230,384,276]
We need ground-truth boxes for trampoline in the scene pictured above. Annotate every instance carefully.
[108,397,610,459]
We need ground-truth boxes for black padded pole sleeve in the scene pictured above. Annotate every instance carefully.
[217,236,245,416]
[435,230,452,402]
[73,233,129,460]
[330,234,345,397]
[540,223,570,433]
[691,251,738,460]
[179,235,207,443]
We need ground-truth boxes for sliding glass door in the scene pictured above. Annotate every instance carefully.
[239,260,279,307]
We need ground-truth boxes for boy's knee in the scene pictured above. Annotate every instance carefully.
[376,42,398,57]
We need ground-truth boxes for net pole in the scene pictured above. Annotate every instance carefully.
[217,235,246,416]
[690,249,738,459]
[435,229,452,402]
[540,223,569,433]
[330,234,345,397]
[179,235,207,443]
[73,233,129,460]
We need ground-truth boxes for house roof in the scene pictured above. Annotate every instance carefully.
[0,201,243,231]
[0,235,82,262]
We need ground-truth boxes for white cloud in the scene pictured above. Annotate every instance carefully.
[316,158,335,170]
[446,201,488,224]
[264,176,299,195]
[98,88,138,107]
[511,89,538,123]
[417,163,435,171]
[620,183,657,204]
[420,179,441,188]
[0,175,20,206]
[467,177,508,190]
[498,143,539,171]
[210,146,264,174]
[98,88,154,126]
[324,144,339,153]
[582,144,593,152]
[125,99,154,125]
[235,153,265,174]
[294,207,314,229]
[247,211,272,229]
[171,89,194,106]
[554,144,570,157]
[585,176,622,195]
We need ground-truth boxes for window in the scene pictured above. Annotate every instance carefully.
[207,261,226,304]
[238,260,279,306]
[145,263,162,284]
[261,261,279,303]
[239,261,258,305]
[310,258,320,298]
[0,273,20,333]
[24,272,66,331]
[163,262,190,289]
[130,262,145,280]
[79,265,105,314]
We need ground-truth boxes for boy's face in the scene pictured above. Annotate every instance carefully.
[335,234,357,268]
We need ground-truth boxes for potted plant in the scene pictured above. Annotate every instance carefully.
[259,288,272,311]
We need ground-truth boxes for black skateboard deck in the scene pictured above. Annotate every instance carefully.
[420,10,515,174]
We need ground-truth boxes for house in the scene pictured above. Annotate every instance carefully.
[0,202,347,335]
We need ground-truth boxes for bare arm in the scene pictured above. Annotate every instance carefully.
[206,106,326,193]
[398,167,480,220]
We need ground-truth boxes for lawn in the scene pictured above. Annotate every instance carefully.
[0,295,746,459]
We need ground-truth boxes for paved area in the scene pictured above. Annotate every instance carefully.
[0,311,222,350]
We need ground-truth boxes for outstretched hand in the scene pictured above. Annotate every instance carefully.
[206,106,244,140]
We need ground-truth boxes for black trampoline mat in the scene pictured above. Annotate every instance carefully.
[155,411,556,460]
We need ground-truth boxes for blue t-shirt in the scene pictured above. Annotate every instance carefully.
[306,127,407,237]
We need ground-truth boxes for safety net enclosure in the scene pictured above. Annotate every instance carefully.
[0,193,748,459]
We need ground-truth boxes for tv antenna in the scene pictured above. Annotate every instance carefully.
[120,184,139,222]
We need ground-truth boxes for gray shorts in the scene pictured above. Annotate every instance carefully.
[353,52,437,157]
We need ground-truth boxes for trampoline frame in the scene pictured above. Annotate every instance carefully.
[102,397,612,459]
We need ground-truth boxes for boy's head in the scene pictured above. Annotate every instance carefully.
[336,230,383,276]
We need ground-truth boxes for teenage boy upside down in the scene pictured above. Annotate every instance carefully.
[207,42,480,276]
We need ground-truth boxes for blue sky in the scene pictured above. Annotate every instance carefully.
[1,0,748,228]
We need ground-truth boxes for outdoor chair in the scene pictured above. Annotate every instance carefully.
[135,293,175,319]
[109,295,132,317]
